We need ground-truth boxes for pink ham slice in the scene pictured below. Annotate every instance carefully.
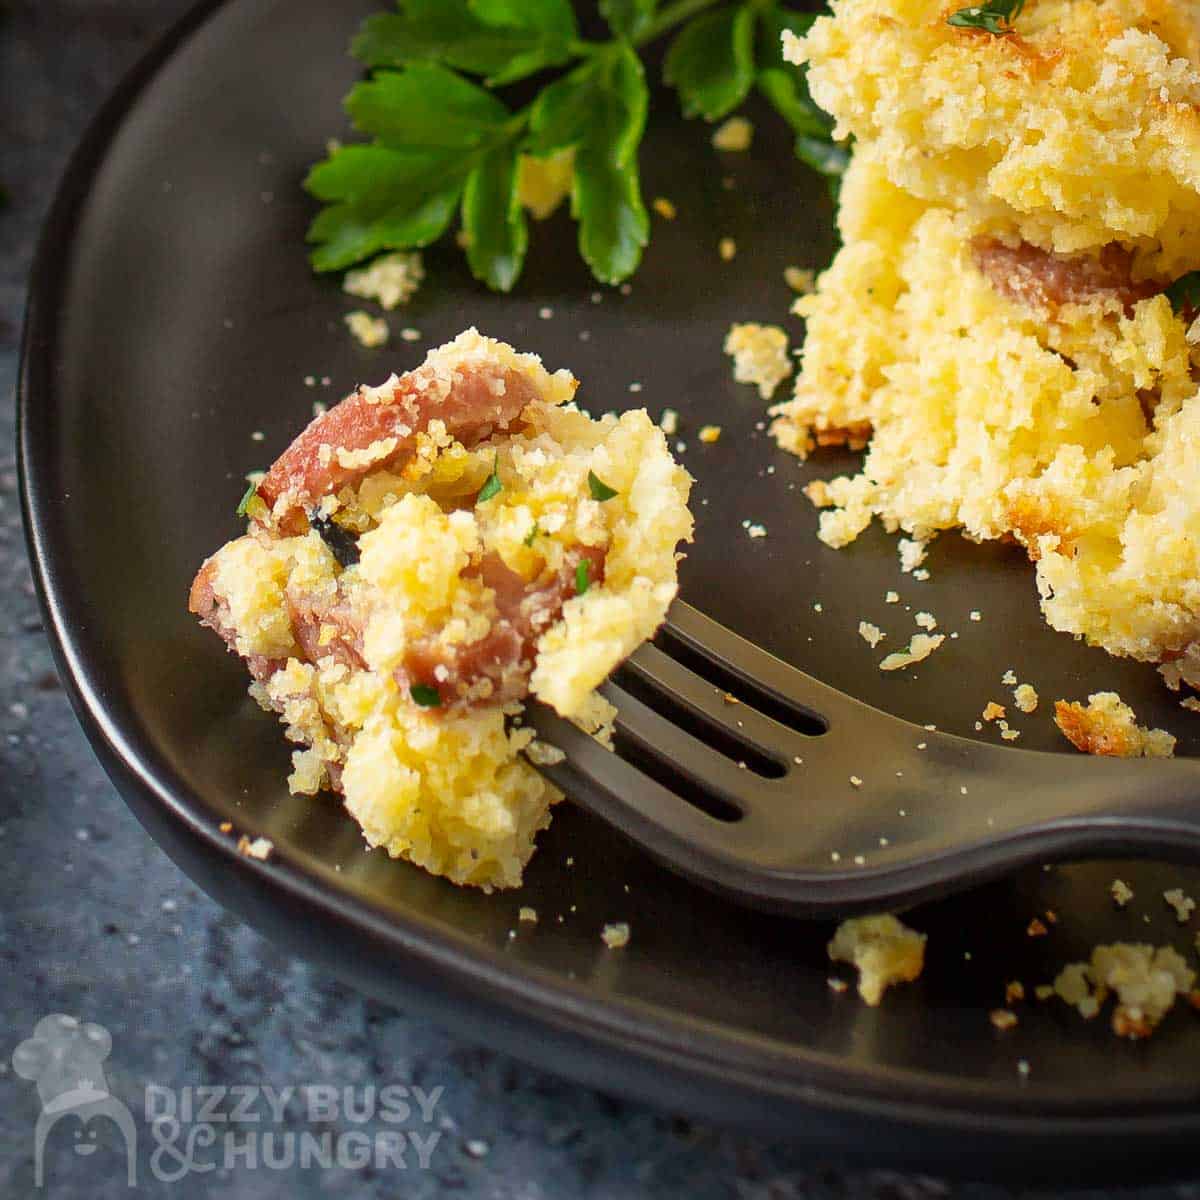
[399,546,607,707]
[972,238,1161,315]
[255,357,542,531]
[188,558,287,684]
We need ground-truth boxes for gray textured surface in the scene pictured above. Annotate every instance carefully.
[0,3,1197,1197]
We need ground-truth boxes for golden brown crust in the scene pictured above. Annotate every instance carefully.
[1054,699,1142,756]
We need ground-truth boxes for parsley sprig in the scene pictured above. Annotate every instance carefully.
[306,0,842,291]
[947,0,1025,34]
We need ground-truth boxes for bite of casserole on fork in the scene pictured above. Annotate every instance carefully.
[190,329,693,889]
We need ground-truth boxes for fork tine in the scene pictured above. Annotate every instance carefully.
[662,601,870,728]
[620,642,809,760]
[521,701,751,862]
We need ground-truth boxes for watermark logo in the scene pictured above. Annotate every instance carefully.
[12,1014,138,1188]
[13,1013,444,1187]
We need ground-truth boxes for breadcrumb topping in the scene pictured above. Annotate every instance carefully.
[828,914,926,1006]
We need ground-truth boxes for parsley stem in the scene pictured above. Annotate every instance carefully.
[635,0,722,47]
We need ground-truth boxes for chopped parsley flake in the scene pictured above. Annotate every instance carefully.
[235,480,266,519]
[575,560,591,596]
[476,456,502,503]
[523,522,540,547]
[587,470,619,502]
[1166,270,1200,314]
[409,684,442,709]
[947,0,1025,33]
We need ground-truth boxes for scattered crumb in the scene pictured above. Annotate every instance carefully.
[1182,697,1200,713]
[218,821,233,834]
[711,115,754,152]
[344,310,389,348]
[911,568,930,581]
[1005,981,1025,1005]
[518,906,538,924]
[827,914,926,1006]
[990,1009,1018,1031]
[1164,888,1196,923]
[538,306,554,320]
[968,610,981,622]
[698,424,722,444]
[1034,984,1055,1001]
[1001,669,1017,686]
[784,265,816,294]
[999,725,1021,742]
[660,409,679,435]
[601,922,631,949]
[1027,918,1049,938]
[849,775,863,788]
[914,611,937,631]
[827,976,850,994]
[236,835,274,861]
[898,538,927,574]
[982,701,1006,723]
[343,250,423,310]
[746,523,767,539]
[885,590,899,604]
[1111,879,1135,908]
[652,196,677,220]
[1054,944,1196,1038]
[879,633,945,672]
[858,621,885,648]
[400,327,422,342]
[1054,692,1176,758]
[1013,683,1039,714]
[724,323,791,399]
[525,740,566,766]
[718,237,737,261]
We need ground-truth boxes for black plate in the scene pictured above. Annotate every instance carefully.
[19,0,1200,1180]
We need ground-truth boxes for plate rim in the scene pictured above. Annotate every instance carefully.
[16,0,1200,1172]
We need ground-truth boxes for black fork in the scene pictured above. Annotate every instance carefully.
[524,602,1200,915]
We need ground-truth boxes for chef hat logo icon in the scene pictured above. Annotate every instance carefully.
[13,1014,137,1187]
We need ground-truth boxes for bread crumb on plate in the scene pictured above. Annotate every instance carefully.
[1054,692,1176,757]
[828,913,926,1005]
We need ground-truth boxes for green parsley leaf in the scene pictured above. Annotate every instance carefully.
[587,470,619,501]
[354,0,576,87]
[600,0,658,40]
[477,455,503,502]
[236,480,261,518]
[409,683,443,708]
[463,140,528,290]
[347,64,510,150]
[946,0,1025,34]
[572,47,651,283]
[575,559,591,595]
[664,4,756,123]
[305,145,466,271]
[1166,271,1200,314]
[523,522,541,546]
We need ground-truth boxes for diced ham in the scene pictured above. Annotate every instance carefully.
[399,546,607,707]
[972,238,1161,314]
[256,357,541,530]
[188,558,286,683]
